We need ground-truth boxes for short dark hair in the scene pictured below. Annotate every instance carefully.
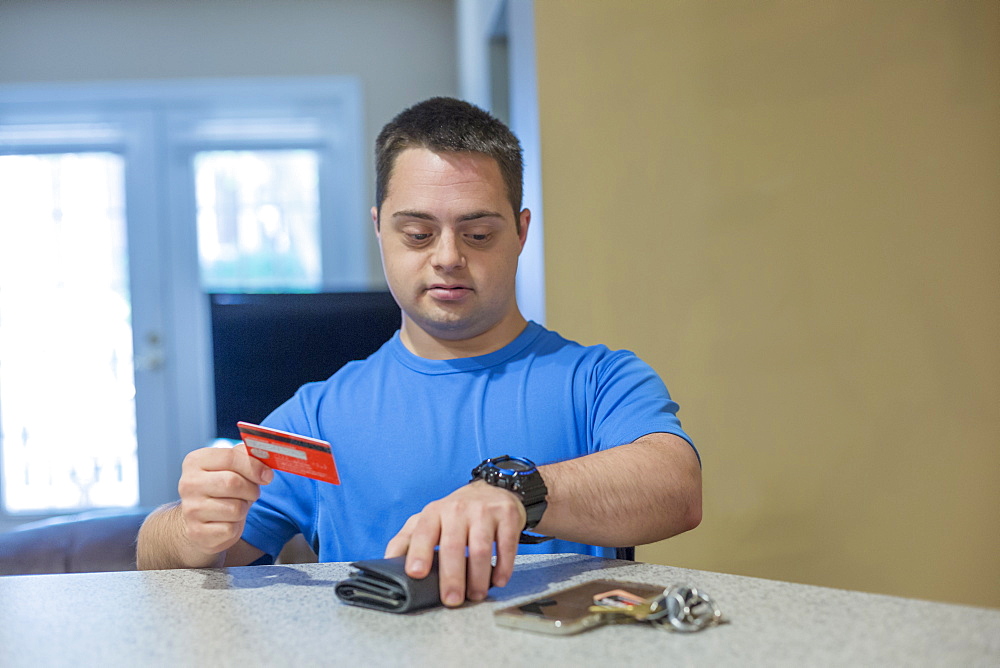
[375,97,523,227]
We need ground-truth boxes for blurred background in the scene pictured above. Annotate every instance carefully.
[0,1,996,608]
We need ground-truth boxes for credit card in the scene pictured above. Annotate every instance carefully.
[237,421,340,485]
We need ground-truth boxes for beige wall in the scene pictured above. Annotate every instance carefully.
[536,1,999,608]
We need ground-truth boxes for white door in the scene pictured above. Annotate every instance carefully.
[0,112,170,514]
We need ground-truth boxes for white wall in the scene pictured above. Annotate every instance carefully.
[0,0,459,285]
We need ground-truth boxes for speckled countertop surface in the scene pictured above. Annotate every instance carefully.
[1,554,997,667]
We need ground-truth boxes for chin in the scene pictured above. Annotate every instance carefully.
[414,314,487,341]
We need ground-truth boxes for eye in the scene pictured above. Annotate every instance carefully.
[467,233,491,244]
[403,231,432,245]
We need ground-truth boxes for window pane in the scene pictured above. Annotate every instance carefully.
[0,153,139,513]
[195,150,321,292]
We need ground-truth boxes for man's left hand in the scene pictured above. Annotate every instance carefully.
[383,480,526,607]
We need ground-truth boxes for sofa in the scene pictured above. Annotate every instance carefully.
[0,508,151,575]
[0,507,319,576]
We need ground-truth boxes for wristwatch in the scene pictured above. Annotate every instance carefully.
[470,455,551,544]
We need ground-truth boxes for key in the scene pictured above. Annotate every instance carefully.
[588,587,653,624]
[587,603,643,624]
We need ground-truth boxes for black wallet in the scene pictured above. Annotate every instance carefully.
[335,556,442,613]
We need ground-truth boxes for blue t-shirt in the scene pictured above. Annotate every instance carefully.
[242,322,695,561]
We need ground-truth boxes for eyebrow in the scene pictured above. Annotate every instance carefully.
[390,209,506,223]
[391,209,435,222]
[457,210,505,222]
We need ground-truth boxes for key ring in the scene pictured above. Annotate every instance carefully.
[647,584,724,632]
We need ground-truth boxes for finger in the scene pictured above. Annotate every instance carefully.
[183,496,252,524]
[184,446,273,486]
[184,519,245,555]
[229,444,274,485]
[436,514,469,607]
[465,520,496,602]
[205,470,264,503]
[180,468,261,506]
[404,512,442,581]
[384,515,417,559]
[491,505,523,589]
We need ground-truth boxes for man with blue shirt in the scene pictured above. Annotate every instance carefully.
[138,97,702,607]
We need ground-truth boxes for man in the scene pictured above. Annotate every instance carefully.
[137,97,702,607]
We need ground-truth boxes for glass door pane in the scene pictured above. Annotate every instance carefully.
[195,150,321,292]
[0,153,139,512]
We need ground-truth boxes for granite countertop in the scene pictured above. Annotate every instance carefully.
[1,554,997,667]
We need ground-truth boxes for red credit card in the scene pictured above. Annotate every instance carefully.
[237,421,340,485]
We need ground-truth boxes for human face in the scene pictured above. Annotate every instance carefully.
[373,148,530,357]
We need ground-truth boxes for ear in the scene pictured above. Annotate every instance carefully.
[371,206,380,239]
[517,208,531,252]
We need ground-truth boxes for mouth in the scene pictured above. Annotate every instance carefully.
[426,284,473,301]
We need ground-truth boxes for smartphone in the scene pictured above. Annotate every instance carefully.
[493,579,664,636]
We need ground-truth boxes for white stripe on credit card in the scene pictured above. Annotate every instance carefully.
[245,438,308,460]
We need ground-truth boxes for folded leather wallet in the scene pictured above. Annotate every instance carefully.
[335,555,442,614]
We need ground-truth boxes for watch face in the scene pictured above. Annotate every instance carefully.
[496,457,532,473]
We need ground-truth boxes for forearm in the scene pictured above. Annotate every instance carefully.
[136,502,225,570]
[534,433,702,547]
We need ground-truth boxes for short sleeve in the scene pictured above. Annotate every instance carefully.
[242,469,314,559]
[588,351,698,462]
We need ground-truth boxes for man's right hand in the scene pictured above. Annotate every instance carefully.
[137,444,272,570]
[175,444,274,563]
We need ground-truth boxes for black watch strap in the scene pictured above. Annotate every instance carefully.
[517,532,553,544]
[470,455,552,544]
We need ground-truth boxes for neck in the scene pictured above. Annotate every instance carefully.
[400,314,529,360]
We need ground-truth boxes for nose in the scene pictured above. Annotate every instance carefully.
[432,231,466,271]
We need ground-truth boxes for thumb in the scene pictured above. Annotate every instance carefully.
[234,444,275,485]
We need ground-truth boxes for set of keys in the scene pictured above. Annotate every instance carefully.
[588,584,725,633]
